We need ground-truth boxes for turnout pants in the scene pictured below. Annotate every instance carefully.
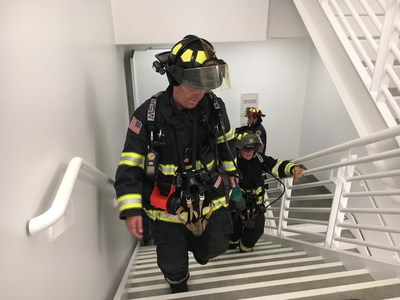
[229,211,265,250]
[150,206,233,283]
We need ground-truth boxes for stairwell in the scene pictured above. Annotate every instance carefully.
[115,238,400,299]
[113,1,400,299]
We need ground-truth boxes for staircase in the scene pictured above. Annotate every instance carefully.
[113,1,400,298]
[114,237,400,299]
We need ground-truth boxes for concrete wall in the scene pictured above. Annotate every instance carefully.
[0,1,133,299]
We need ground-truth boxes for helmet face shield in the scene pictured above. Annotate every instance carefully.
[236,133,262,151]
[181,64,231,92]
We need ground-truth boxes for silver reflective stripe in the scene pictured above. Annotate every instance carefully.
[144,199,228,223]
[119,152,145,169]
[222,160,236,172]
[118,194,142,211]
[159,164,178,176]
[217,128,234,143]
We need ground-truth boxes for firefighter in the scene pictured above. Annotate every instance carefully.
[229,131,304,252]
[245,107,267,154]
[114,35,237,293]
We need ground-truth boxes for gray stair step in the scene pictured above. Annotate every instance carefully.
[116,237,400,299]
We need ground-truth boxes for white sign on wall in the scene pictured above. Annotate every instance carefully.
[240,92,259,125]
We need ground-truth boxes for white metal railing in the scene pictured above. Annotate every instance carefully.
[320,0,400,142]
[264,125,400,264]
[28,157,115,236]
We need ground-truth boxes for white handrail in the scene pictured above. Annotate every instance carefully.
[28,157,115,236]
[292,125,400,163]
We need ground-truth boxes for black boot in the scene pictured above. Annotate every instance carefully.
[170,281,189,293]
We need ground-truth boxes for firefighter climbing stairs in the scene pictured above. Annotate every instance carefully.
[114,237,400,299]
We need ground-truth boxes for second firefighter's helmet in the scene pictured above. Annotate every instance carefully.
[152,35,230,91]
[244,107,266,118]
[236,132,262,151]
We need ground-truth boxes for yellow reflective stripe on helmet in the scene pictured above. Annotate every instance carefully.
[221,159,236,172]
[119,152,145,169]
[181,49,193,63]
[196,50,207,64]
[172,43,182,55]
[159,164,178,176]
[217,128,234,143]
[117,194,142,211]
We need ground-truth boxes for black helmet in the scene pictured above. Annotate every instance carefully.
[245,107,266,118]
[153,35,230,90]
[236,133,262,151]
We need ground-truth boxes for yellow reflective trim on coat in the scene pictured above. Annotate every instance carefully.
[217,128,234,143]
[271,160,283,177]
[285,163,295,176]
[159,164,178,176]
[119,152,145,169]
[117,194,142,212]
[222,160,236,172]
[120,203,142,211]
[184,160,215,171]
[143,198,228,223]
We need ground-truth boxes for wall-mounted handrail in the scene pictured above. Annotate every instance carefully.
[28,157,115,236]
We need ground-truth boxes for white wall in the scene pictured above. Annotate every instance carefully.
[299,46,359,156]
[0,1,133,299]
[111,0,270,44]
[133,38,313,159]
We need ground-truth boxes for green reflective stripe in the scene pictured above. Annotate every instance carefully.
[217,128,234,143]
[118,194,142,211]
[159,164,178,176]
[257,196,263,204]
[285,163,295,176]
[222,160,236,172]
[119,152,145,169]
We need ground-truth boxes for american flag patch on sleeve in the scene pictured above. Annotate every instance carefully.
[129,116,142,135]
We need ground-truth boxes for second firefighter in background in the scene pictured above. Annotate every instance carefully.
[229,131,304,252]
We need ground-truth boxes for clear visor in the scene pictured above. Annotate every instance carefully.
[181,64,231,92]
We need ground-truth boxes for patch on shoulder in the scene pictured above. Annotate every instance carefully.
[255,130,262,136]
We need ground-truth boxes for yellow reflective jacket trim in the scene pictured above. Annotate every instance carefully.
[222,159,236,172]
[271,160,283,177]
[284,163,295,176]
[184,160,215,171]
[217,128,234,143]
[143,198,228,223]
[118,194,142,211]
[159,164,178,176]
[119,152,145,169]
